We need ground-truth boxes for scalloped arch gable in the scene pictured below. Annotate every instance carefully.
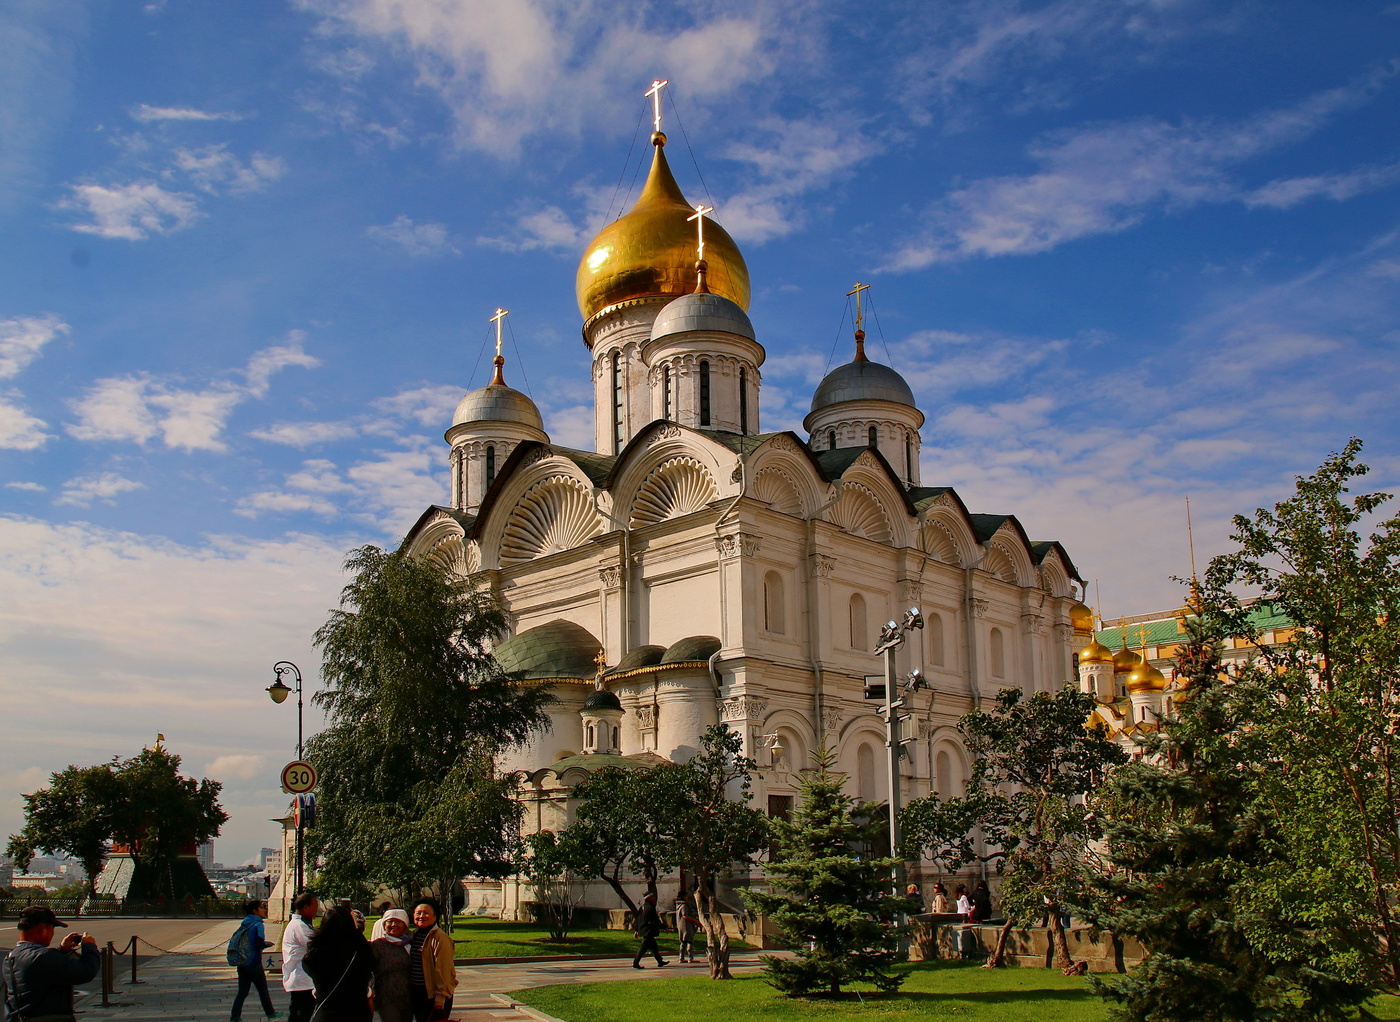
[628,455,719,526]
[500,474,602,564]
[828,482,892,543]
[751,467,804,515]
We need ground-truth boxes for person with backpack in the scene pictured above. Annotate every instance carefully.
[2,906,101,1022]
[229,899,279,1021]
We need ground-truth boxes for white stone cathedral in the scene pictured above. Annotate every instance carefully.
[403,123,1096,912]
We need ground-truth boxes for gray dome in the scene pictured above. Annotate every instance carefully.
[452,384,544,430]
[650,292,755,344]
[809,359,916,413]
[582,687,623,712]
[661,635,722,663]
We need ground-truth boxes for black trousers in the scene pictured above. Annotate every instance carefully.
[633,933,663,966]
[409,985,452,1022]
[287,988,316,1022]
[232,962,276,1019]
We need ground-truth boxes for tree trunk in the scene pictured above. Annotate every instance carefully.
[983,917,1014,968]
[599,869,636,913]
[1047,904,1081,974]
[694,881,732,979]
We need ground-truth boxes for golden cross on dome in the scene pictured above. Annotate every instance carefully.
[645,79,669,132]
[593,648,608,688]
[686,203,714,262]
[1137,622,1150,652]
[489,308,509,359]
[846,281,870,332]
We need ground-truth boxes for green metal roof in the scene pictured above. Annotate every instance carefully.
[1096,600,1292,648]
[661,635,721,663]
[494,619,602,680]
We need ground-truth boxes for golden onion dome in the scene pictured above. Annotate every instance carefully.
[1078,639,1113,665]
[1127,662,1168,693]
[1113,647,1142,674]
[1068,602,1095,637]
[576,133,750,325]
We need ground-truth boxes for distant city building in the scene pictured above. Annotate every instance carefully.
[259,847,278,870]
[265,850,282,878]
[197,841,215,871]
[0,856,14,890]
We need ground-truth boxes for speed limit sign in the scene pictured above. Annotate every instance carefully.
[281,760,317,793]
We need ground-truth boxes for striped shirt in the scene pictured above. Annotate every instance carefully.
[409,928,430,988]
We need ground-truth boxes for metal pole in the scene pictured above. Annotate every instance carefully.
[884,645,901,897]
[296,669,304,897]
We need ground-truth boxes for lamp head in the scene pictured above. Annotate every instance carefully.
[267,679,292,704]
[904,668,926,692]
[903,607,924,631]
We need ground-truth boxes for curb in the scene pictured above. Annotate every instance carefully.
[489,992,569,1022]
[455,953,636,966]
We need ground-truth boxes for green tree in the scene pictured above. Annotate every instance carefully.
[653,724,770,980]
[1198,438,1400,994]
[743,750,905,997]
[523,829,590,941]
[7,763,123,895]
[306,545,551,903]
[901,685,1125,972]
[565,766,670,912]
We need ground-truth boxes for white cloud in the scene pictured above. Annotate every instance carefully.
[285,459,356,495]
[0,315,68,378]
[55,473,146,507]
[1246,162,1400,209]
[172,145,285,194]
[5,482,45,492]
[131,104,245,122]
[477,206,581,253]
[887,68,1399,268]
[206,755,266,781]
[57,181,201,240]
[250,420,360,447]
[67,335,320,452]
[368,215,460,256]
[236,490,341,518]
[0,397,50,450]
[372,384,464,428]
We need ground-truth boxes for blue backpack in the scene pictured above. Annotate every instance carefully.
[226,919,254,967]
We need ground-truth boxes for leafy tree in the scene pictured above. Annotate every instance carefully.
[306,545,552,902]
[7,748,226,901]
[653,724,770,979]
[901,685,1125,972]
[7,764,123,895]
[1083,613,1370,1021]
[1197,438,1400,995]
[523,829,590,941]
[743,750,906,997]
[565,766,670,912]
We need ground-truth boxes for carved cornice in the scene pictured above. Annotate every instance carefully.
[971,598,990,619]
[598,565,621,590]
[822,706,843,733]
[1022,613,1045,636]
[720,695,768,722]
[898,579,924,605]
[810,553,837,579]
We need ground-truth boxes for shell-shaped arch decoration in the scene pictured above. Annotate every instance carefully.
[829,483,892,543]
[751,467,803,516]
[501,474,602,565]
[424,533,469,577]
[982,543,1018,583]
[629,456,718,527]
[923,519,959,564]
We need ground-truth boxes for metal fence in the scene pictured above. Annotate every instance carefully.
[0,897,244,918]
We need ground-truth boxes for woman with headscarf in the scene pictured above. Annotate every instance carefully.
[367,910,412,1022]
[302,906,372,1022]
[407,899,456,1022]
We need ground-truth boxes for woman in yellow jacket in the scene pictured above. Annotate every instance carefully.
[408,899,456,1022]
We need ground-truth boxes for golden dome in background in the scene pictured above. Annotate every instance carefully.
[576,133,750,325]
[1113,647,1142,674]
[1068,603,1096,637]
[1078,639,1113,664]
[1127,662,1168,693]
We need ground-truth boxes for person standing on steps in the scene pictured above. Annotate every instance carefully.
[282,893,320,1022]
[2,906,101,1022]
[631,892,667,969]
[230,899,280,1021]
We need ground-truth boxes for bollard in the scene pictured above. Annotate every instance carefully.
[101,943,114,1006]
[131,935,141,984]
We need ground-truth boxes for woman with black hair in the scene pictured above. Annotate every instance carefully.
[408,899,456,1022]
[303,906,372,1022]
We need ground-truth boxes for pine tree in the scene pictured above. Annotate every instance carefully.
[744,751,906,997]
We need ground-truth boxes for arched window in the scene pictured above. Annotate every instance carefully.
[662,365,672,419]
[989,626,1006,678]
[936,749,953,798]
[868,425,878,448]
[927,611,945,666]
[485,445,496,488]
[699,360,711,426]
[611,351,623,451]
[585,723,595,748]
[857,743,877,802]
[828,429,837,450]
[849,593,867,651]
[764,571,785,634]
[739,367,748,434]
[905,436,913,482]
[454,449,465,508]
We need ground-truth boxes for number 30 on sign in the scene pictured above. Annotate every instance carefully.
[282,761,317,793]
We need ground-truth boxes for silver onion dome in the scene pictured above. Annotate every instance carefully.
[452,384,544,430]
[809,359,916,412]
[650,291,755,344]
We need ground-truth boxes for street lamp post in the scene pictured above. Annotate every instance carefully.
[873,608,927,897]
[266,661,304,895]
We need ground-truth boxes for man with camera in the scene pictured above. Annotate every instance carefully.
[2,906,101,1022]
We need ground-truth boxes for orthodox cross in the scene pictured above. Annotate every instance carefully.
[686,203,714,262]
[489,307,509,359]
[645,79,669,132]
[593,648,608,688]
[846,281,871,333]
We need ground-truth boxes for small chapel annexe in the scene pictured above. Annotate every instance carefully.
[402,119,1091,914]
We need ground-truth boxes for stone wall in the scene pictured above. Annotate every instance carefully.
[909,917,1146,974]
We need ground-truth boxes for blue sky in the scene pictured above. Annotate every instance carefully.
[2,0,1398,866]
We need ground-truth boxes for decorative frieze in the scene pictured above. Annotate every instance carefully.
[598,565,621,590]
[918,721,939,740]
[766,434,798,452]
[1054,622,1074,643]
[715,533,761,559]
[636,704,658,730]
[898,579,924,605]
[720,695,768,722]
[970,598,990,618]
[647,424,681,445]
[810,553,837,579]
[521,446,553,468]
[1021,613,1045,636]
[821,706,843,733]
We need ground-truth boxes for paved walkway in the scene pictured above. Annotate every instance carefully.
[72,921,770,1022]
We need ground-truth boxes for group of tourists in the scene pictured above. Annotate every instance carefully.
[918,880,995,922]
[229,895,456,1022]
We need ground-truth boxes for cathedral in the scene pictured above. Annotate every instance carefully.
[401,116,1096,912]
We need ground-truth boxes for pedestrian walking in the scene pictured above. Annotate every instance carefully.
[631,892,667,969]
[230,899,279,1021]
[929,883,950,914]
[672,896,699,964]
[303,906,372,1022]
[407,899,455,1022]
[282,893,320,1022]
[367,910,412,1022]
[2,906,101,1022]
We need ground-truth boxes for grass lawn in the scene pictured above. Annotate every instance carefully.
[513,961,1400,1022]
[365,914,747,960]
